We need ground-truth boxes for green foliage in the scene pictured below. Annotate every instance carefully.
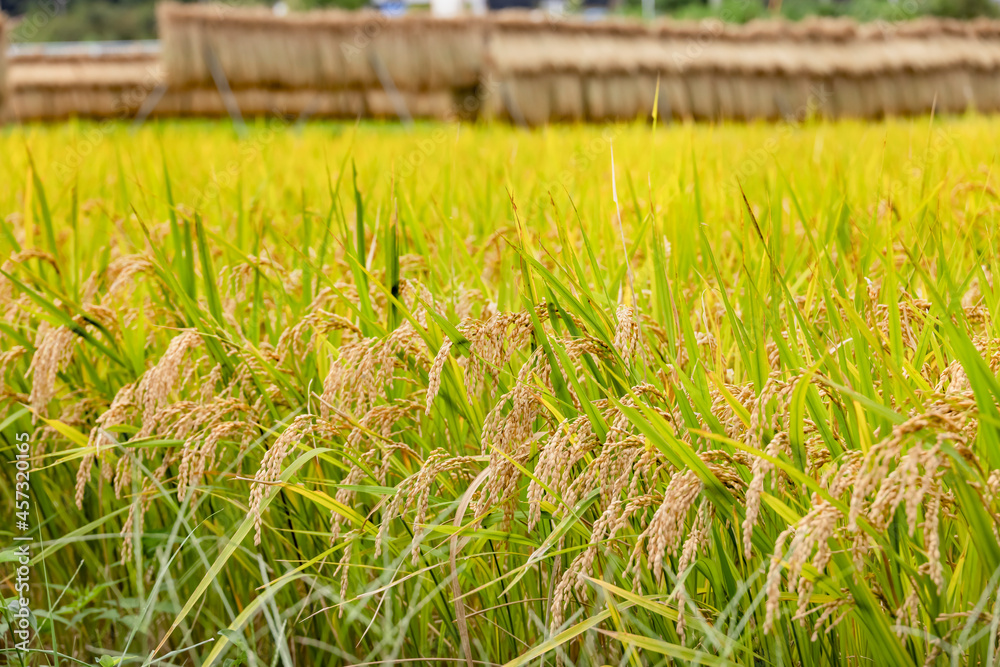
[667,0,766,22]
[11,1,158,42]
[626,0,995,22]
[292,0,370,12]
[929,0,998,19]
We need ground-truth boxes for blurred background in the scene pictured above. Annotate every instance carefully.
[1,0,996,44]
[2,0,1000,124]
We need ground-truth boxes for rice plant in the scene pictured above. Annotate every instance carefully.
[2,117,1000,666]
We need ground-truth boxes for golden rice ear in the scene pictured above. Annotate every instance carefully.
[613,303,640,363]
[0,345,26,388]
[138,329,203,424]
[248,414,316,545]
[27,322,79,418]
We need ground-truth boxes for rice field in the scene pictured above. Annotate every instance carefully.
[2,116,1000,666]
